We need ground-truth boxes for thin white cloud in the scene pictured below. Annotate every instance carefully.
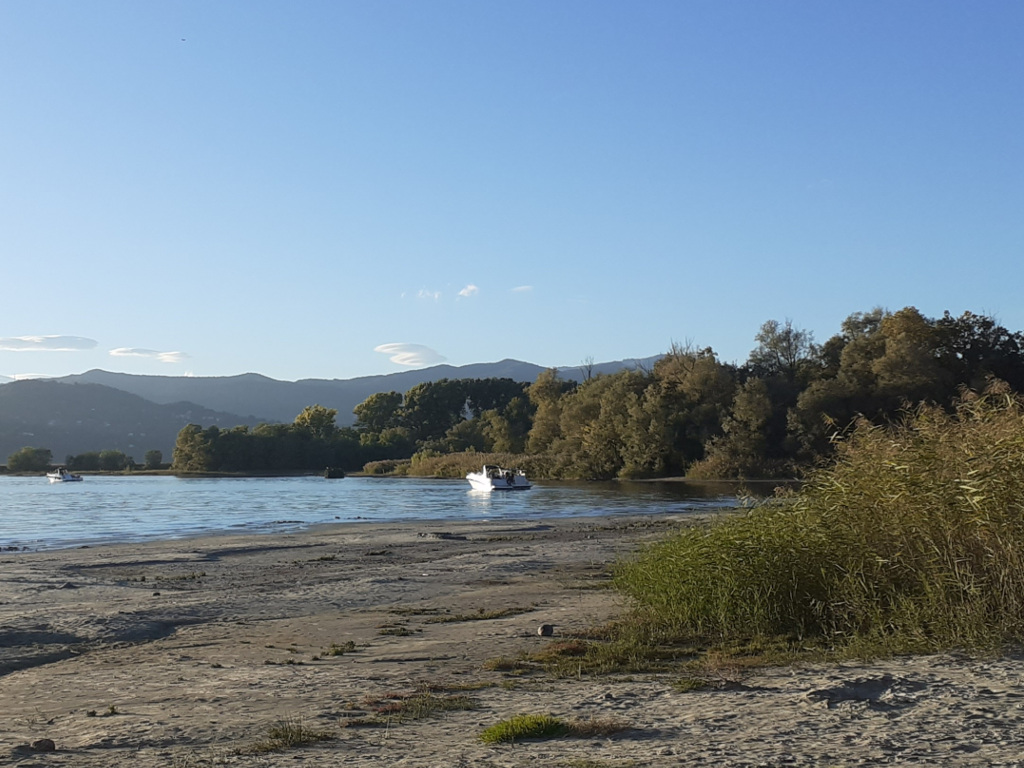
[511,285,533,293]
[458,284,479,298]
[109,348,190,364]
[417,289,442,301]
[0,335,97,352]
[374,343,446,367]
[1,373,53,381]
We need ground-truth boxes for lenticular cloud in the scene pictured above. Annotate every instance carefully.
[374,343,446,367]
[109,348,189,363]
[0,335,98,352]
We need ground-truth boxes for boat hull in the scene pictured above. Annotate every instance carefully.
[466,469,532,492]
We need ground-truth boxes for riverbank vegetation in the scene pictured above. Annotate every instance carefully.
[161,305,1024,479]
[604,383,1024,662]
[11,305,1023,481]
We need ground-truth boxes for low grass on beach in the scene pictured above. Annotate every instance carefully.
[340,684,479,728]
[612,384,1024,659]
[479,713,627,744]
[243,718,334,754]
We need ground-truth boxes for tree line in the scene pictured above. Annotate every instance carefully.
[169,379,532,474]
[5,446,164,473]
[161,306,1024,480]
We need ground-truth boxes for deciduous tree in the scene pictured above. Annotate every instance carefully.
[7,446,52,472]
[294,404,338,440]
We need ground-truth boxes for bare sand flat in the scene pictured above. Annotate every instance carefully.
[3,516,1024,766]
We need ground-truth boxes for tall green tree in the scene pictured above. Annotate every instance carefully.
[747,319,818,383]
[464,378,530,418]
[293,404,338,440]
[694,377,785,478]
[651,345,736,470]
[172,424,211,471]
[481,395,534,454]
[98,450,131,471]
[7,446,53,472]
[552,370,655,479]
[526,368,575,454]
[935,310,1024,391]
[871,307,951,402]
[402,379,470,443]
[68,452,101,471]
[353,391,403,433]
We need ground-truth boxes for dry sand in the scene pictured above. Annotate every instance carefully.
[2,515,1024,767]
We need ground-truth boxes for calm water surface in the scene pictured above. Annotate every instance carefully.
[0,475,742,551]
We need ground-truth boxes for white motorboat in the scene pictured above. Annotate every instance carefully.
[46,468,83,483]
[466,464,532,491]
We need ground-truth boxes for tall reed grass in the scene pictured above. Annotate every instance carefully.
[616,384,1024,652]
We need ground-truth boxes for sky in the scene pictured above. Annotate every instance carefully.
[2,1,1022,383]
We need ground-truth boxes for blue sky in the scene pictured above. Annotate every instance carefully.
[2,1,1022,382]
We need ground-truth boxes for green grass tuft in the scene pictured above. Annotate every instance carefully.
[479,714,567,743]
[245,718,333,754]
[479,714,628,744]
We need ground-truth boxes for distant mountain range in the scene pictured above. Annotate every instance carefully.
[0,357,658,463]
[0,379,265,464]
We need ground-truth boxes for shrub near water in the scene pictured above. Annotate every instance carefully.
[405,451,543,479]
[616,385,1024,652]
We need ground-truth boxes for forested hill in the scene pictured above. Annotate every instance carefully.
[0,380,263,462]
[53,357,660,425]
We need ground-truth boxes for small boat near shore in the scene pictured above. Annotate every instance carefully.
[46,468,83,483]
[466,464,532,492]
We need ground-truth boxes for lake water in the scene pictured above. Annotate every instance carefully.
[0,475,743,551]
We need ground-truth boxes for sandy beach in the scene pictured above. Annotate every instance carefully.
[3,515,1024,767]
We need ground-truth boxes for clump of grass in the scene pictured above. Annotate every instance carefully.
[615,384,1024,655]
[357,686,477,725]
[86,704,119,717]
[482,632,694,679]
[362,459,411,476]
[480,714,567,743]
[479,714,627,744]
[530,639,589,663]
[377,622,418,636]
[390,606,442,617]
[425,606,531,623]
[482,655,529,674]
[244,718,333,754]
[323,641,357,656]
[154,571,206,582]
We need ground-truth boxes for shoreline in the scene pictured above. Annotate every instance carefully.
[2,516,1022,766]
